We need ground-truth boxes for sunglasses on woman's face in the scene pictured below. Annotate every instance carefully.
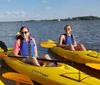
[21,31,28,34]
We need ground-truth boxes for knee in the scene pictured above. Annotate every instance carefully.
[44,54,51,59]
[70,45,75,50]
[78,43,83,46]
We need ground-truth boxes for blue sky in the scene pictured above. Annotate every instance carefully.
[0,0,100,21]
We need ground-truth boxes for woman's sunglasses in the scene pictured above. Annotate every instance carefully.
[21,31,28,34]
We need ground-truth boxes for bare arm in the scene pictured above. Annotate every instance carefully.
[58,35,66,48]
[13,39,25,57]
[32,38,38,57]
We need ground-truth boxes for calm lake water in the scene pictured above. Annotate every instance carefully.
[0,20,100,53]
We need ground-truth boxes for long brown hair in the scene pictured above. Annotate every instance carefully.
[16,26,29,39]
[20,26,29,32]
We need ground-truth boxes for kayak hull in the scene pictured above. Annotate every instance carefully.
[50,47,100,63]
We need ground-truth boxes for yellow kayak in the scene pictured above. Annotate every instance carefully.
[1,54,100,85]
[0,80,4,85]
[50,47,100,64]
[0,48,13,52]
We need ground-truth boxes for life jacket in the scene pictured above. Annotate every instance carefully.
[62,34,74,45]
[20,38,35,57]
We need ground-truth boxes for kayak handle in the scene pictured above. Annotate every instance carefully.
[87,53,100,58]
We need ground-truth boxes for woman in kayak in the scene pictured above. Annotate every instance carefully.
[14,26,54,66]
[58,24,86,51]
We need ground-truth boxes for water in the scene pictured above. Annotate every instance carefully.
[0,20,100,53]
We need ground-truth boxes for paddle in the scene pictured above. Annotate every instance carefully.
[86,63,100,70]
[0,40,13,53]
[2,72,34,85]
[0,41,8,52]
[40,39,57,48]
[0,53,69,64]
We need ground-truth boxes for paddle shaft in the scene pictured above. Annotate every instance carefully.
[6,51,100,69]
[8,55,68,63]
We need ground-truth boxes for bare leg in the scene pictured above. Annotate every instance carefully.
[28,57,40,66]
[65,45,75,51]
[80,44,86,51]
[44,54,56,66]
[39,54,56,66]
[75,43,86,51]
[70,45,75,51]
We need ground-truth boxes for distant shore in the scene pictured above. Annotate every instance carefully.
[24,16,100,22]
[0,16,100,23]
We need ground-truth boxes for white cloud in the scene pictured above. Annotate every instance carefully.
[36,14,43,18]
[42,0,47,3]
[6,11,12,15]
[8,0,11,2]
[0,11,26,17]
[46,7,52,10]
[12,11,26,16]
[0,15,4,18]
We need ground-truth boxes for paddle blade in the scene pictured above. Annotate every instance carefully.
[0,53,7,58]
[47,39,56,43]
[40,42,57,48]
[86,63,100,70]
[2,72,34,85]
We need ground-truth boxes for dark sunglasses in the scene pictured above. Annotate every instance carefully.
[21,31,28,34]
